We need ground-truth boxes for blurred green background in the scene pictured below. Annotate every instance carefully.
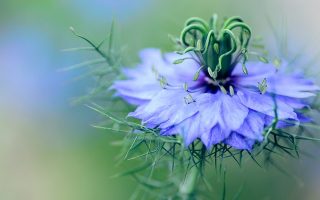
[1,0,320,199]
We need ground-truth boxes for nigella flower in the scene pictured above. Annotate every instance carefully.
[112,16,319,150]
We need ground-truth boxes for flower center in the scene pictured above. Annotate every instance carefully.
[177,15,252,86]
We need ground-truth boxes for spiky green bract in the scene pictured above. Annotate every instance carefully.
[63,21,123,104]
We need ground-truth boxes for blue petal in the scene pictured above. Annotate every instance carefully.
[200,125,231,148]
[195,91,249,148]
[197,91,249,131]
[160,114,202,146]
[136,90,249,147]
[180,115,202,146]
[218,93,249,130]
[139,48,164,66]
[232,61,319,98]
[237,90,297,120]
[224,132,255,150]
[235,111,264,141]
[232,61,276,78]
[275,96,308,109]
[267,75,319,98]
[112,79,161,105]
[129,89,199,127]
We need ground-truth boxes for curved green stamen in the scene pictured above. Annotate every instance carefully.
[178,14,254,82]
[180,24,207,46]
[217,29,237,72]
[185,17,210,31]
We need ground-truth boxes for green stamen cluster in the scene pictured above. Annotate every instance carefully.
[178,14,252,80]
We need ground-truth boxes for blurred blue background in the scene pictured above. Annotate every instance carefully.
[1,0,320,199]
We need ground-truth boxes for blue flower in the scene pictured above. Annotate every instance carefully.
[113,48,319,150]
[112,15,319,150]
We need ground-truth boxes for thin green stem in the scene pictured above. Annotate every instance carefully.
[179,166,200,200]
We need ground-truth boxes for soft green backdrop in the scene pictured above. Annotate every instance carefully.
[1,0,320,199]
